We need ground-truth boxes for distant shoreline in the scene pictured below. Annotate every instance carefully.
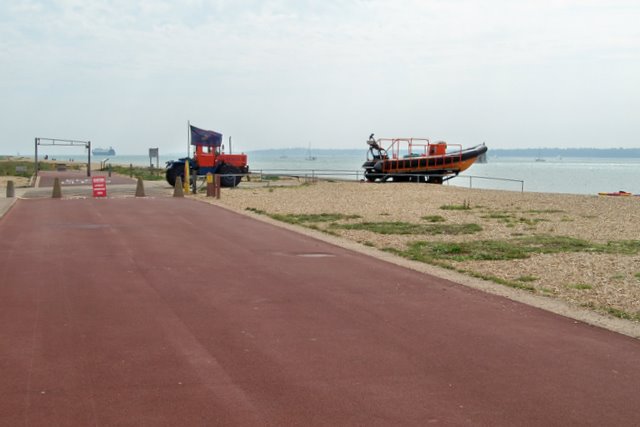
[3,147,640,159]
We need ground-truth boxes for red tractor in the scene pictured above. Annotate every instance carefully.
[165,127,249,188]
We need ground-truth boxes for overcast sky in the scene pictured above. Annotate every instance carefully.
[1,0,639,154]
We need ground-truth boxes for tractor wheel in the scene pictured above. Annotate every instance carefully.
[364,170,377,182]
[219,164,242,187]
[166,163,185,187]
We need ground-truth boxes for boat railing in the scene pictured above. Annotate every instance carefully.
[379,138,464,173]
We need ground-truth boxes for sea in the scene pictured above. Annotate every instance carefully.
[23,149,640,196]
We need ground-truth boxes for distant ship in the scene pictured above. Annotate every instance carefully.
[92,146,116,156]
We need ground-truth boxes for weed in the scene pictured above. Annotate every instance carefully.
[518,217,548,226]
[401,240,529,262]
[516,275,539,282]
[599,240,640,255]
[392,234,640,263]
[635,272,640,280]
[604,307,640,321]
[269,213,361,225]
[466,271,536,292]
[481,212,514,222]
[525,209,564,214]
[245,207,266,215]
[440,200,471,211]
[333,222,482,235]
[570,283,593,290]
[421,215,446,223]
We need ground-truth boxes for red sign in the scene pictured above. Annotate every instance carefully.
[92,176,107,197]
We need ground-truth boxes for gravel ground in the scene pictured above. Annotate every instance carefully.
[201,179,640,336]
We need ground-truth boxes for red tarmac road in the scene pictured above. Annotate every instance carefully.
[1,197,640,426]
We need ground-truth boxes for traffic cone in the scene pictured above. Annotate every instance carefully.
[173,177,184,197]
[52,178,62,198]
[135,177,145,197]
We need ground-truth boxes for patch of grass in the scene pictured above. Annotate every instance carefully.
[604,307,640,321]
[517,235,592,253]
[109,165,165,181]
[402,240,529,261]
[635,272,640,281]
[0,159,63,177]
[516,275,539,282]
[599,240,640,255]
[421,215,446,223]
[525,209,564,214]
[481,212,514,222]
[518,217,548,226]
[245,207,266,215]
[569,283,593,290]
[466,271,536,292]
[393,235,640,263]
[269,213,361,225]
[333,222,482,235]
[440,200,471,211]
[611,273,625,280]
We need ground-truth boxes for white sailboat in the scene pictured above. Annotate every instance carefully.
[306,143,316,161]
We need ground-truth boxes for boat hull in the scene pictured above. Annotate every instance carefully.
[92,148,116,156]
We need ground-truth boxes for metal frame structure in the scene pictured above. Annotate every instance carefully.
[35,137,91,177]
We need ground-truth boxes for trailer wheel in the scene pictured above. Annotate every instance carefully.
[219,164,242,187]
[166,163,185,187]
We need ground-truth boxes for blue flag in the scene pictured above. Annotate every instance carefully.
[190,125,222,147]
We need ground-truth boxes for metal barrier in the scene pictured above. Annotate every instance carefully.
[248,169,525,192]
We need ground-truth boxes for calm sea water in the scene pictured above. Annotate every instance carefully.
[29,151,640,195]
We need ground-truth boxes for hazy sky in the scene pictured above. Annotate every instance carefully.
[1,0,639,154]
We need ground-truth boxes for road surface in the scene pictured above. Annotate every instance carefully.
[1,197,639,426]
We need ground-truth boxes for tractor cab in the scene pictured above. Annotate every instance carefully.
[193,142,222,168]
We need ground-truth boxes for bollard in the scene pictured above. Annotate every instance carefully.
[135,177,145,197]
[129,163,133,178]
[214,174,221,199]
[52,177,62,198]
[184,160,190,194]
[108,164,112,177]
[6,180,15,198]
[173,176,184,197]
[206,173,214,197]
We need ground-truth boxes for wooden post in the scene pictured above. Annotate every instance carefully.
[214,174,221,199]
[206,173,214,197]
